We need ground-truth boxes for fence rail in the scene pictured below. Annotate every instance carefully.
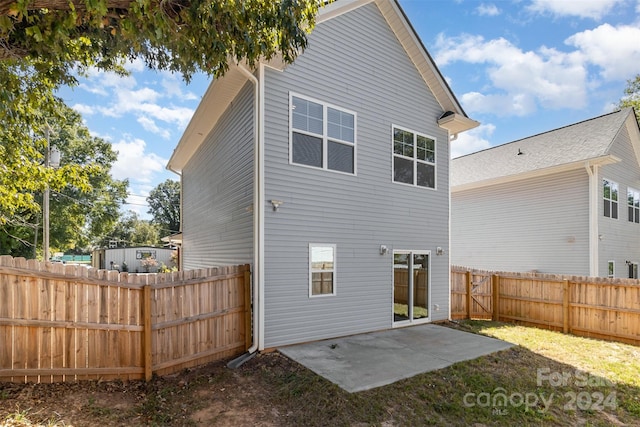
[451,266,640,346]
[0,256,251,383]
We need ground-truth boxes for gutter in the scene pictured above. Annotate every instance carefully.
[585,162,599,276]
[228,62,263,367]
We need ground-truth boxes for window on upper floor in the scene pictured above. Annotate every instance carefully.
[392,126,436,189]
[290,94,356,175]
[603,179,618,219]
[628,188,640,223]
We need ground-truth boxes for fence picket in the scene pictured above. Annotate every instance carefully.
[452,266,640,346]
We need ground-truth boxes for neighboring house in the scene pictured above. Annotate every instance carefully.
[92,246,175,273]
[451,108,640,278]
[167,0,478,349]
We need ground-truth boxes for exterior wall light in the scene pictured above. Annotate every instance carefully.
[270,200,283,211]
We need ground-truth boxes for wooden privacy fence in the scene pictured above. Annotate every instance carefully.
[451,266,640,346]
[0,256,251,383]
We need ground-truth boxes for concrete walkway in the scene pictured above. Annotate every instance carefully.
[278,323,513,393]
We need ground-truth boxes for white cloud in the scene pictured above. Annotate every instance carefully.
[460,92,537,116]
[72,103,95,115]
[137,116,171,139]
[434,33,588,115]
[451,123,495,158]
[160,73,200,101]
[110,137,167,184]
[566,24,640,81]
[476,3,500,16]
[527,0,624,20]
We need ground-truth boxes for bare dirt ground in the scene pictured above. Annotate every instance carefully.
[0,353,297,427]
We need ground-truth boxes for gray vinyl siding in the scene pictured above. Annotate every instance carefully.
[598,127,640,277]
[451,169,590,275]
[181,82,254,269]
[262,3,451,347]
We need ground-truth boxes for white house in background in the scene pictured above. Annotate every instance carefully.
[167,0,478,350]
[451,108,640,278]
[92,246,175,273]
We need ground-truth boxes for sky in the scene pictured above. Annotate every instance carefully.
[57,0,640,219]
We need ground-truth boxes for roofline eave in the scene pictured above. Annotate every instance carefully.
[452,154,621,193]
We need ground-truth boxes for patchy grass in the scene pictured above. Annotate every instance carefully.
[458,320,640,387]
[1,321,638,426]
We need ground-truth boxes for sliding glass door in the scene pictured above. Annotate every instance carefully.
[393,250,430,324]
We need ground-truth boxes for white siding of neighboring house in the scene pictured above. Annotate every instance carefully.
[181,82,255,269]
[100,247,175,273]
[261,3,452,347]
[451,168,590,275]
[598,126,640,277]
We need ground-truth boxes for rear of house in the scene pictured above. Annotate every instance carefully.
[170,0,478,349]
[451,108,640,278]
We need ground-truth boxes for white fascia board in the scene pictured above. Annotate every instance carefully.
[167,64,250,173]
[623,111,640,168]
[438,113,480,134]
[451,155,621,193]
[317,0,375,23]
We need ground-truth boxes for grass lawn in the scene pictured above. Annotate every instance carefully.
[1,320,639,426]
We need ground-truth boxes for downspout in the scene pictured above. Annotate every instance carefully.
[229,63,262,364]
[585,162,599,276]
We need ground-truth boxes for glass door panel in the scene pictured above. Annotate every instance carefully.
[393,253,410,322]
[412,253,429,320]
[393,251,429,324]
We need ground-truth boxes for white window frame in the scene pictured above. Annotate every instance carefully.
[309,243,337,298]
[603,179,618,219]
[608,260,615,278]
[289,93,357,175]
[391,125,437,190]
[628,187,640,223]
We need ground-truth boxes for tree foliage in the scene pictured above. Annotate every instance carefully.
[147,179,180,236]
[0,0,325,84]
[619,74,640,122]
[0,101,127,256]
[98,210,161,247]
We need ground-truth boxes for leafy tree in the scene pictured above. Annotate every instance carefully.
[619,74,640,122]
[99,210,161,247]
[1,0,327,224]
[0,60,97,225]
[147,179,180,236]
[0,101,128,256]
[47,105,129,250]
[0,0,325,84]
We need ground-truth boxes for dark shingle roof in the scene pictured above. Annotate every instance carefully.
[452,108,633,188]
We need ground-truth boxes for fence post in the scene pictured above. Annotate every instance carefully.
[492,274,500,321]
[143,284,153,381]
[563,280,570,334]
[244,269,252,351]
[466,271,472,319]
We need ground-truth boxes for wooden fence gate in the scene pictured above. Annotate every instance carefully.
[451,268,494,319]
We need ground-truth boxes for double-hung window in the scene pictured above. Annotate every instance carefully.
[603,179,618,219]
[290,94,356,174]
[628,188,640,223]
[392,126,436,189]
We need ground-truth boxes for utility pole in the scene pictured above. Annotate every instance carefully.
[43,126,60,262]
[43,127,50,262]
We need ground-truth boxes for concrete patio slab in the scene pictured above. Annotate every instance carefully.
[278,323,513,393]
